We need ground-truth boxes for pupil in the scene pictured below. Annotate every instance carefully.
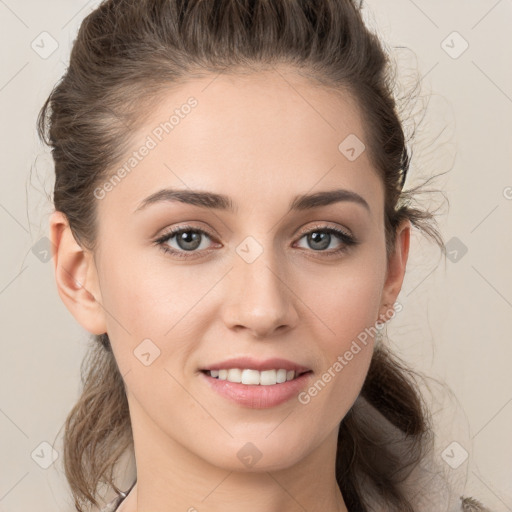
[309,232,329,250]
[178,231,201,250]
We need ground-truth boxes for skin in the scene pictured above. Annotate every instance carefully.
[49,67,410,512]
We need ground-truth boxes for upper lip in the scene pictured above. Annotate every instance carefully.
[200,357,311,374]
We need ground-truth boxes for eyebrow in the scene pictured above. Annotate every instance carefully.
[134,187,371,214]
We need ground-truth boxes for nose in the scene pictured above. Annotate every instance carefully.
[221,247,299,339]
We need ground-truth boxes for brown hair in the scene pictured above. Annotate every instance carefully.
[39,1,448,510]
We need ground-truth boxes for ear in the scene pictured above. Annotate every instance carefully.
[49,210,107,335]
[377,219,411,323]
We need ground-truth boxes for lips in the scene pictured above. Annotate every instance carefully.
[200,370,313,408]
[200,356,311,374]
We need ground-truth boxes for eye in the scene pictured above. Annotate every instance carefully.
[154,224,218,259]
[153,223,358,259]
[293,224,358,257]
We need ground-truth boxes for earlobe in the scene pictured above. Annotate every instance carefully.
[49,210,107,335]
[378,219,411,323]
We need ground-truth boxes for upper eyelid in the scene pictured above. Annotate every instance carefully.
[156,223,354,246]
[158,222,352,239]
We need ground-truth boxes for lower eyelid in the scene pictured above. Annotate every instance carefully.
[156,228,216,252]
[155,225,356,257]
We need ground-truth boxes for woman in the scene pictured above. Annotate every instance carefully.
[40,0,492,510]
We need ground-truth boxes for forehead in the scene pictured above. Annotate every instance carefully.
[96,68,382,221]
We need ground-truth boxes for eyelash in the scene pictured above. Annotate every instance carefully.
[153,223,358,260]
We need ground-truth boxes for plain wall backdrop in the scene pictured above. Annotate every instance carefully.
[1,0,511,510]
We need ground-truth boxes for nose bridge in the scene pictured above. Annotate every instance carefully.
[222,232,298,336]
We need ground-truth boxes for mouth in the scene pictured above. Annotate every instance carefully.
[199,368,314,409]
[200,368,312,386]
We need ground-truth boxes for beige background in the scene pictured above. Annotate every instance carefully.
[0,0,511,510]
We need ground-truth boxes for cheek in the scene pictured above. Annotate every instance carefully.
[308,258,385,346]
[299,283,377,435]
[99,250,211,334]
[298,255,385,415]
[97,251,222,383]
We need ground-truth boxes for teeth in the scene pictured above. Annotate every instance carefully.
[225,368,242,383]
[242,369,261,385]
[276,369,287,383]
[207,368,299,385]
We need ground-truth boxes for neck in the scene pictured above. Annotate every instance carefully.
[121,398,349,512]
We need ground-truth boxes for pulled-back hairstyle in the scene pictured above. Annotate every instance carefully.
[39,1,449,510]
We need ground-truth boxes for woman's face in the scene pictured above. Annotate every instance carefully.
[65,69,408,474]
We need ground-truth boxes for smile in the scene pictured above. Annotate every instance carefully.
[202,368,310,385]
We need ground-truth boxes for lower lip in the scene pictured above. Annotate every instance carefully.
[200,371,313,409]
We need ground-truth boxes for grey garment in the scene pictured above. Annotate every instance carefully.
[100,480,136,512]
[100,488,493,512]
[460,496,495,511]
[99,497,123,512]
